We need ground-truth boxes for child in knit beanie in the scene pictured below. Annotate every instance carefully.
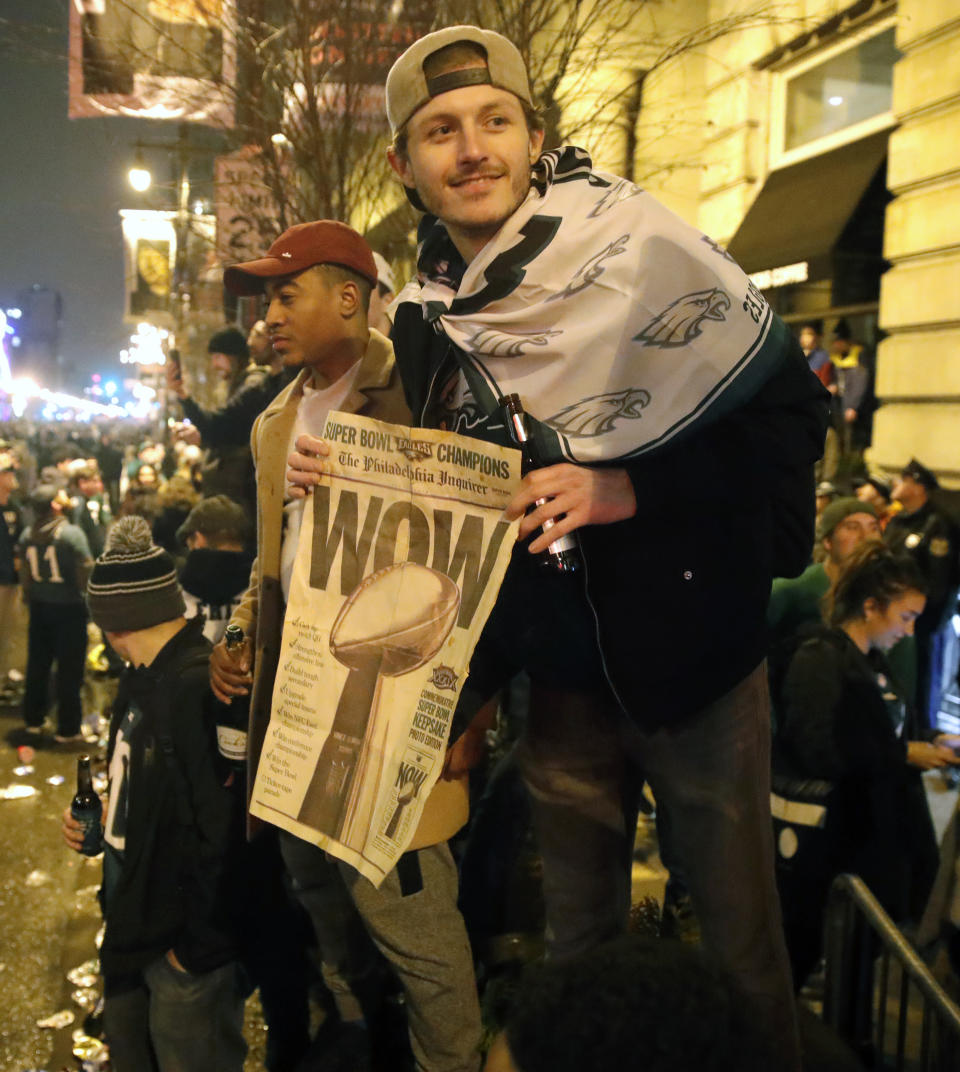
[62,515,247,1071]
[87,515,185,634]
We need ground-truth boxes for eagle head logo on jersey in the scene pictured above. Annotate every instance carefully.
[546,234,630,303]
[464,326,563,358]
[547,388,652,438]
[634,288,731,349]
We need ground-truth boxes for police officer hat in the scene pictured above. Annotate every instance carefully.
[900,458,939,492]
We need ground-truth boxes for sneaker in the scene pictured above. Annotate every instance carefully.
[24,724,44,738]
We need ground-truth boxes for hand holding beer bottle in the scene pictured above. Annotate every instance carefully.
[62,755,103,856]
[210,623,253,705]
[215,624,251,770]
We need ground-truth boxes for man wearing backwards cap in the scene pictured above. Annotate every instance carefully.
[215,220,483,1071]
[351,25,825,1066]
[887,459,960,724]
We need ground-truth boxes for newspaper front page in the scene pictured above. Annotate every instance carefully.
[250,412,521,885]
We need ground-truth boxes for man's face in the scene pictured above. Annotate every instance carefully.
[137,465,158,488]
[209,351,236,380]
[799,328,817,352]
[78,475,102,498]
[824,512,881,565]
[892,475,926,511]
[368,285,394,336]
[389,83,544,256]
[265,269,346,371]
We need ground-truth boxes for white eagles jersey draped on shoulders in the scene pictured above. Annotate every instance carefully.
[396,146,780,464]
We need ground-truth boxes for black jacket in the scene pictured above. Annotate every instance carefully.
[100,616,240,977]
[773,626,937,919]
[392,302,829,730]
[180,368,289,449]
[181,366,283,509]
[72,495,111,558]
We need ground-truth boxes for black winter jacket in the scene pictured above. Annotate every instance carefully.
[392,303,829,730]
[181,368,289,448]
[100,616,240,977]
[773,626,937,919]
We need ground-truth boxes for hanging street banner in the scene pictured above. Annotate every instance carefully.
[120,208,216,324]
[214,146,285,267]
[250,413,520,885]
[68,0,235,126]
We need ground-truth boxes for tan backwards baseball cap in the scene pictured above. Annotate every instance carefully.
[385,25,533,135]
[223,220,378,296]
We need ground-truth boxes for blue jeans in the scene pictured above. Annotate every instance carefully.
[103,956,246,1072]
[517,662,800,1072]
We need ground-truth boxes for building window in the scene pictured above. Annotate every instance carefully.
[769,18,900,168]
[785,27,898,150]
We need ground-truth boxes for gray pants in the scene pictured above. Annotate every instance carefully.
[518,662,800,1072]
[279,833,482,1072]
[104,956,246,1072]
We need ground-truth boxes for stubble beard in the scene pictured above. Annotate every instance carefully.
[424,163,532,243]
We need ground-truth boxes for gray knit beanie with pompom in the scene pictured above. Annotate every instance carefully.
[86,515,186,632]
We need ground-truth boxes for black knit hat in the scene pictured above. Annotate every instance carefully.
[87,516,186,632]
[207,327,249,363]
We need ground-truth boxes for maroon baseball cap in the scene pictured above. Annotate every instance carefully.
[223,220,378,296]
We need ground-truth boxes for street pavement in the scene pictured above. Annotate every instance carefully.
[0,691,270,1072]
[0,710,103,1071]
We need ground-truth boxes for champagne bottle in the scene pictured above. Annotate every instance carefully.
[219,624,250,768]
[500,393,582,573]
[71,755,102,857]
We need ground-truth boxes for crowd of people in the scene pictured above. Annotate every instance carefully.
[2,23,959,1072]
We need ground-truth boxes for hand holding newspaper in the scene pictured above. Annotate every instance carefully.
[250,412,520,885]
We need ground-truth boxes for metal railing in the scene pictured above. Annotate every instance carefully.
[823,874,960,1070]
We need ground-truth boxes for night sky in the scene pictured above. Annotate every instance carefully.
[0,1,214,390]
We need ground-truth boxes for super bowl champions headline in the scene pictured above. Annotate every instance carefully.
[324,418,512,493]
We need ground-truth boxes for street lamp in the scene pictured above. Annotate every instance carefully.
[128,149,152,192]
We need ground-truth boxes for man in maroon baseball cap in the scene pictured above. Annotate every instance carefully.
[222,220,381,383]
[223,220,378,296]
[214,223,484,1069]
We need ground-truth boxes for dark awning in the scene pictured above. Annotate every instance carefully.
[726,131,888,275]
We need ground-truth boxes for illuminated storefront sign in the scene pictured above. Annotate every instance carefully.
[748,261,809,290]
